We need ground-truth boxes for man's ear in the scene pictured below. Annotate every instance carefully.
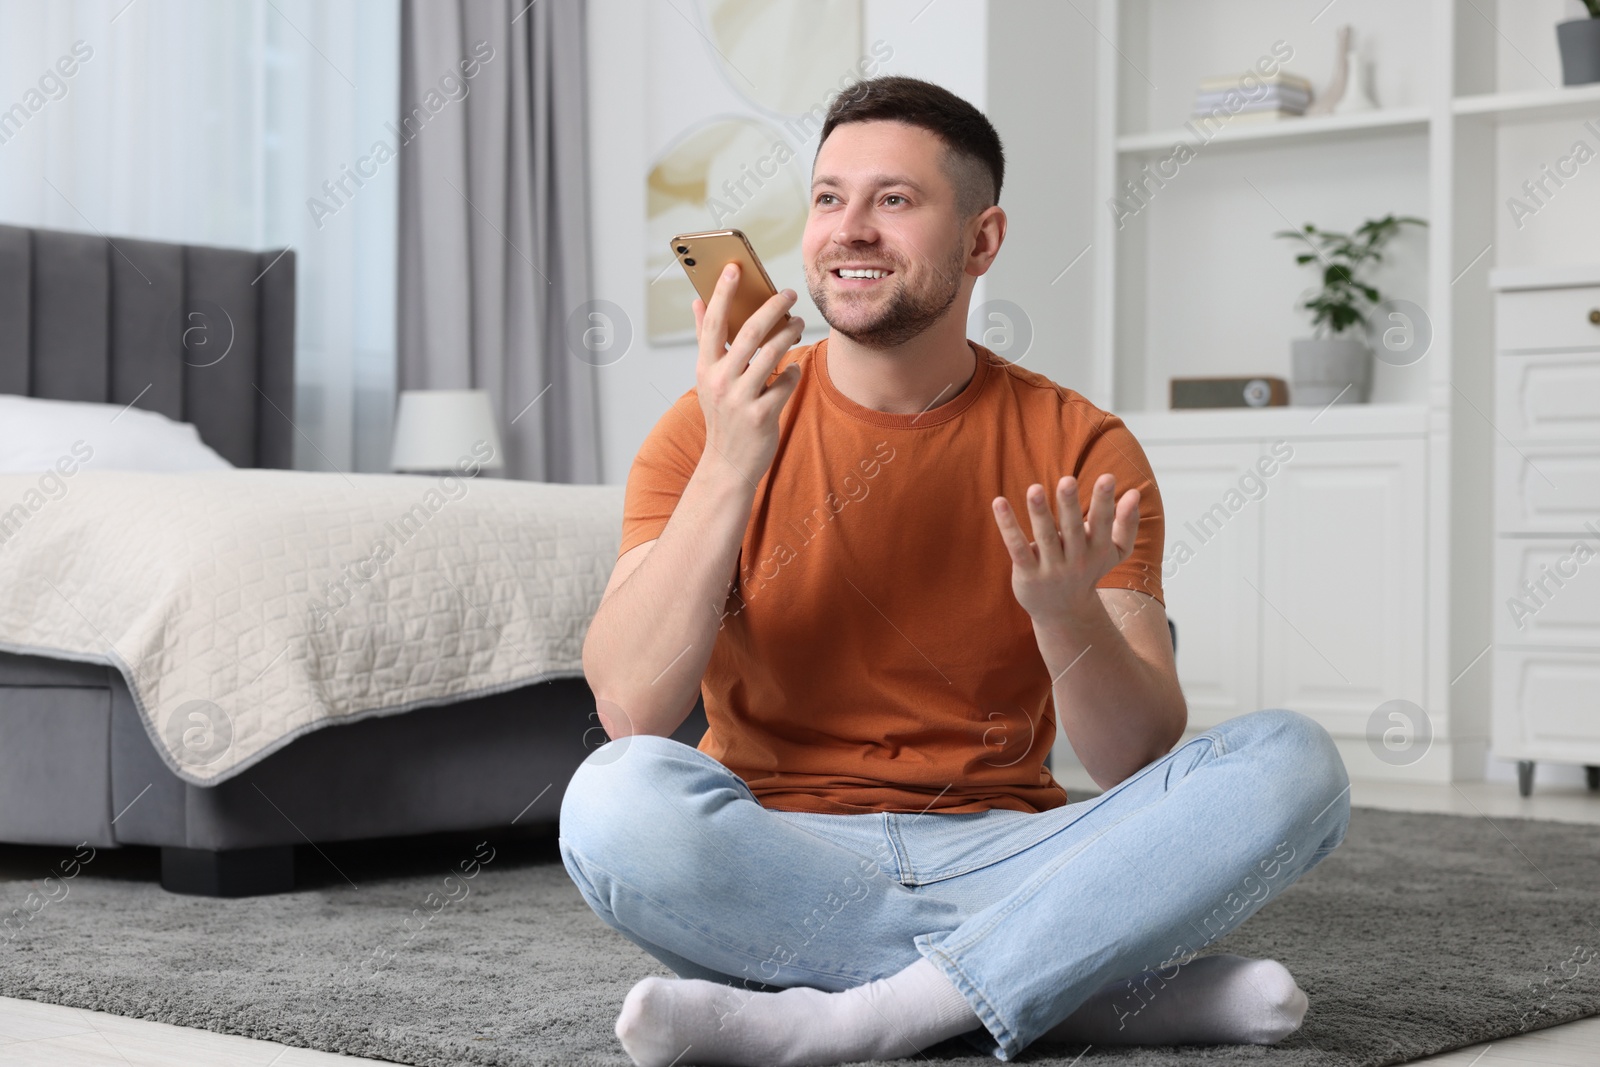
[967,205,1007,274]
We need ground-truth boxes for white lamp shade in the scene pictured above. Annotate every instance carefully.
[390,389,505,471]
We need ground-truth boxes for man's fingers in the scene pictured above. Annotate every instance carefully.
[1111,488,1141,559]
[728,288,799,380]
[1085,474,1117,550]
[697,263,744,370]
[1057,476,1087,560]
[997,478,1139,573]
[738,313,804,400]
[755,361,803,414]
[991,497,1036,567]
[692,297,707,375]
[1026,483,1063,564]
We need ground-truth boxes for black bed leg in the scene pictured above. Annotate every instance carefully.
[161,845,295,897]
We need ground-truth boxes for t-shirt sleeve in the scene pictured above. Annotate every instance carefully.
[617,389,708,558]
[1072,405,1166,607]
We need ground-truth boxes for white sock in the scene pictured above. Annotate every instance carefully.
[614,956,980,1067]
[1040,954,1309,1046]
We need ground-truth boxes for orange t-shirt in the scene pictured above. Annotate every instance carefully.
[617,337,1165,815]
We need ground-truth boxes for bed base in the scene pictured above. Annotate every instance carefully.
[0,650,709,896]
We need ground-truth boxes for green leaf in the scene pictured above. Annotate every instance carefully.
[1280,214,1429,331]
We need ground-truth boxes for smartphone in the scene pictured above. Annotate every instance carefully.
[669,229,781,342]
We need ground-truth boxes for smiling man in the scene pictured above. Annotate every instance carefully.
[563,76,1351,1066]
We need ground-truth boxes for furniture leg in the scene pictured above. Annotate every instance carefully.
[160,845,295,897]
[1516,760,1536,798]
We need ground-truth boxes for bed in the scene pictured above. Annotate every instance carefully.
[0,223,707,896]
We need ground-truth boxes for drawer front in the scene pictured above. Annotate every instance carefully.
[1495,352,1600,441]
[1495,443,1600,533]
[1491,649,1600,759]
[1494,537,1600,647]
[1495,285,1600,353]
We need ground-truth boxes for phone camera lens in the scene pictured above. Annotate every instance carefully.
[683,257,696,266]
[675,245,689,254]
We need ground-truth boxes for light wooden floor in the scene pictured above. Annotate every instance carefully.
[2,777,1597,1066]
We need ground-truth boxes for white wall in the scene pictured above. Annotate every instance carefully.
[586,0,987,485]
[985,0,1097,398]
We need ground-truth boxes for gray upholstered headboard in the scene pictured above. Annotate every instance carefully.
[0,224,296,469]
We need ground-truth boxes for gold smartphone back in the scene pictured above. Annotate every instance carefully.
[669,229,780,339]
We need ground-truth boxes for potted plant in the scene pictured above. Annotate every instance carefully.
[1558,1,1600,86]
[1275,214,1427,406]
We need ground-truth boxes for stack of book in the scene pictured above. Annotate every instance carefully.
[1192,73,1313,124]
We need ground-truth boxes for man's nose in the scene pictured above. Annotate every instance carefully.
[832,201,879,245]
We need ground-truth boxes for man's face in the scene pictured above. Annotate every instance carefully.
[803,120,971,349]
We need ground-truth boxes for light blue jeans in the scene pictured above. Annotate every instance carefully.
[558,708,1350,1061]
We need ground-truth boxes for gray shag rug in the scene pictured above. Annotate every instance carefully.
[1,805,1598,1066]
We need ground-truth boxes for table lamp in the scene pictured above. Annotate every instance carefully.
[389,389,506,475]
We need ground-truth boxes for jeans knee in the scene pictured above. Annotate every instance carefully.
[559,732,681,853]
[1252,709,1343,772]
[559,731,743,871]
[1248,709,1350,851]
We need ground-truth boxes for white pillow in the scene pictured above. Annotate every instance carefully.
[0,394,234,473]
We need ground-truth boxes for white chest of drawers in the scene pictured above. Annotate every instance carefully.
[1488,264,1600,796]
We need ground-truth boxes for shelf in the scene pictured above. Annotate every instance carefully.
[1116,107,1430,156]
[1453,83,1600,123]
[1119,403,1430,443]
[1489,262,1600,292]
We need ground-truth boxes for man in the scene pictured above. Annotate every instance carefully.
[562,76,1349,1066]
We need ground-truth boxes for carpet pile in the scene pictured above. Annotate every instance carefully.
[1,805,1597,1065]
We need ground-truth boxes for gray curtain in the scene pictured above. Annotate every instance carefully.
[397,0,600,483]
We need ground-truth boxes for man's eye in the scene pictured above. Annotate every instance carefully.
[815,193,837,205]
[883,194,906,206]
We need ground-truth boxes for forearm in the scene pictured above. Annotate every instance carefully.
[582,458,754,737]
[1035,593,1187,790]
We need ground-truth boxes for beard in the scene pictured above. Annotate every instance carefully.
[806,241,967,349]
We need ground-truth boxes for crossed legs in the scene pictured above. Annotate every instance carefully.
[559,708,1351,1063]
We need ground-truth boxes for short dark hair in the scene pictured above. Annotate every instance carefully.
[818,75,1005,219]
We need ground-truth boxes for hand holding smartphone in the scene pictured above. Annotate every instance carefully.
[670,229,804,485]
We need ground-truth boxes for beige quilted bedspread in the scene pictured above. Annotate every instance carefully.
[0,469,623,784]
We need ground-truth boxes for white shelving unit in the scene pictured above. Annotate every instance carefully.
[1075,0,1600,783]
[1452,81,1600,119]
[1114,106,1431,155]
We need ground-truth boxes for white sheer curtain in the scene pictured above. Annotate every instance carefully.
[0,0,399,472]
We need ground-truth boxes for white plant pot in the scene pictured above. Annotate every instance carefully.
[1290,337,1372,406]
